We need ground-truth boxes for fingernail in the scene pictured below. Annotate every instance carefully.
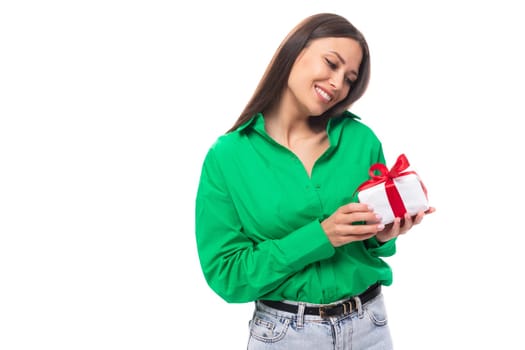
[375,214,382,220]
[377,224,384,230]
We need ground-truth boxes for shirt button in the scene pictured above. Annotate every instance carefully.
[315,184,321,189]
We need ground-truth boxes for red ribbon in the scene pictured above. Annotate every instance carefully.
[357,154,418,219]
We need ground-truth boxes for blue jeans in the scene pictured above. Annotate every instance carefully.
[247,293,393,350]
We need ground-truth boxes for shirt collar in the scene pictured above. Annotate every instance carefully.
[237,110,360,142]
[235,113,263,134]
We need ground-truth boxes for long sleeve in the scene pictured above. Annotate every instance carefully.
[195,148,335,303]
[365,237,396,257]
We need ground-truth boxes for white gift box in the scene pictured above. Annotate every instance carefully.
[358,173,429,225]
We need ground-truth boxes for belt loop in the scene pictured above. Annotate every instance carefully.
[297,302,305,329]
[354,296,364,319]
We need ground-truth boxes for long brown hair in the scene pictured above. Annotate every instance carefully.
[227,13,371,133]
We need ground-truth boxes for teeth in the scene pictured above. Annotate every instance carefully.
[315,87,332,101]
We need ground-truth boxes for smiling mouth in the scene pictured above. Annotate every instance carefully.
[315,86,333,102]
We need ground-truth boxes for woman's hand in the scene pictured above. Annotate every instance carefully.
[321,203,385,247]
[375,207,436,243]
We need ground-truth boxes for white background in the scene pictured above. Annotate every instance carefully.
[1,1,524,349]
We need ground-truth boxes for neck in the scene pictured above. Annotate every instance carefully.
[263,90,328,146]
[264,112,327,149]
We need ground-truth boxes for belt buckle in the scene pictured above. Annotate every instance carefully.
[319,301,352,318]
[342,300,353,315]
[319,304,337,318]
[319,306,329,318]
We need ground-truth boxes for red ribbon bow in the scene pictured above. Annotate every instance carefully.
[357,154,418,219]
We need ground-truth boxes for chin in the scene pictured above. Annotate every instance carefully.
[308,105,329,117]
[303,100,332,117]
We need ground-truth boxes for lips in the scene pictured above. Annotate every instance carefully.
[315,86,333,103]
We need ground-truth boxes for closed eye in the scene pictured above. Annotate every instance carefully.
[325,58,337,69]
[325,58,355,86]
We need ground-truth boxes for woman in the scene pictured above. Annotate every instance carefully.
[195,13,435,349]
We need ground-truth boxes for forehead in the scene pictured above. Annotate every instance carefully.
[305,37,363,62]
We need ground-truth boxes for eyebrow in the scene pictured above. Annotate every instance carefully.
[329,51,359,78]
[329,51,346,65]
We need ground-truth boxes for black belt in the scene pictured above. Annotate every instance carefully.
[260,283,381,318]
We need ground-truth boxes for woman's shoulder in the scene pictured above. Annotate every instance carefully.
[206,129,246,158]
[208,115,260,155]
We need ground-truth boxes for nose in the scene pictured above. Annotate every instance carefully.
[329,73,345,90]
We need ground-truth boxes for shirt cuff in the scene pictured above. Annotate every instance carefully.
[366,236,397,257]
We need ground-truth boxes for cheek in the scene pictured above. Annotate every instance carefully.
[344,85,352,97]
[288,65,312,93]
[335,86,351,104]
[297,56,326,80]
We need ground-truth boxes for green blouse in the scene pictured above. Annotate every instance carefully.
[195,111,396,304]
